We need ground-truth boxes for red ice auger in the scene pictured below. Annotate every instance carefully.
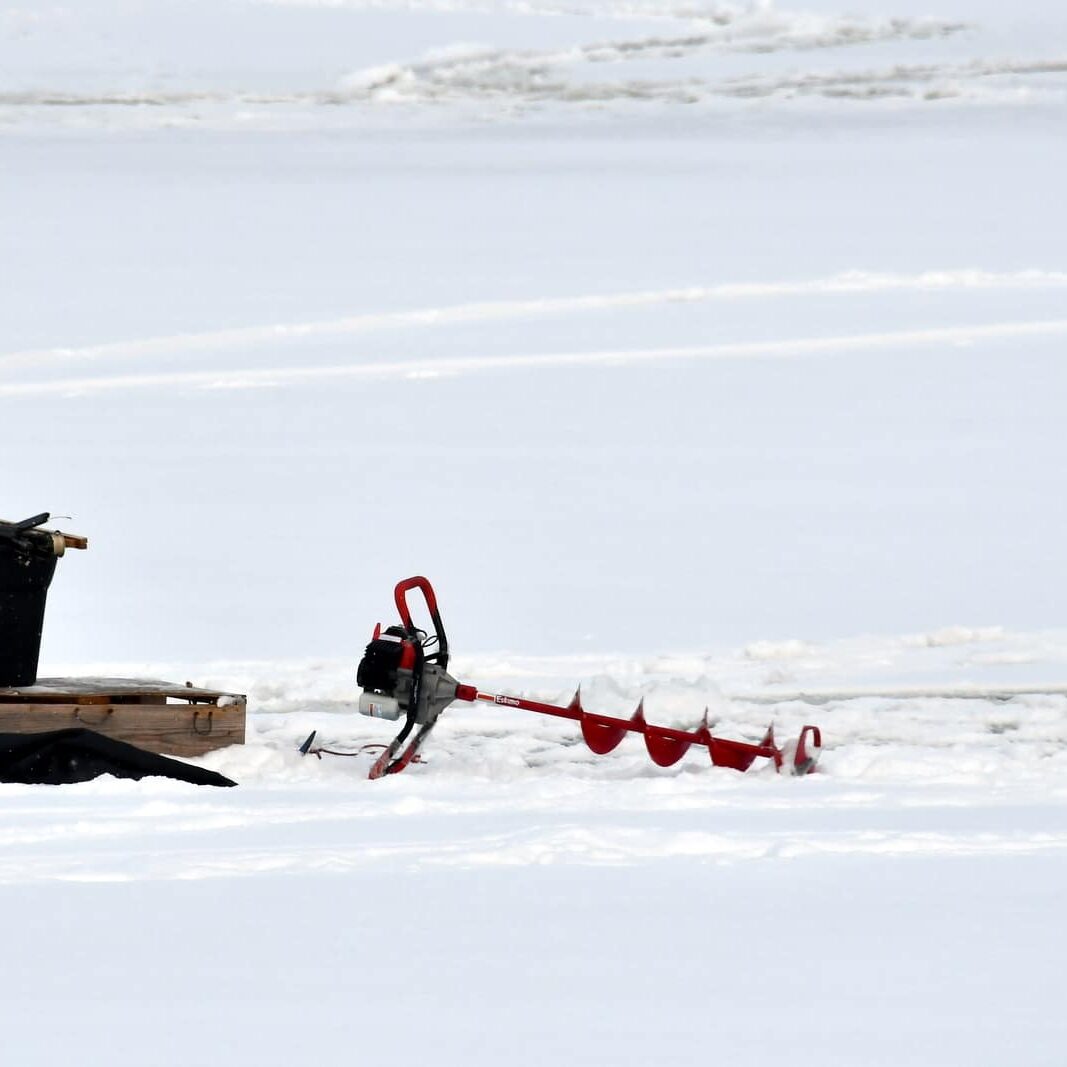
[302,576,822,779]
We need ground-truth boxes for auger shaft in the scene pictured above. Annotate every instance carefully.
[452,684,820,774]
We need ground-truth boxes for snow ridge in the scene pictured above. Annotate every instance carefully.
[333,12,966,103]
[6,3,1065,125]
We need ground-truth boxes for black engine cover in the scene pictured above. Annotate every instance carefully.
[357,627,408,695]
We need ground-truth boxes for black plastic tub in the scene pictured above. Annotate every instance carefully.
[0,518,62,687]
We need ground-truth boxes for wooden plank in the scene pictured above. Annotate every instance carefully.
[0,677,238,703]
[0,699,246,757]
[5,677,229,699]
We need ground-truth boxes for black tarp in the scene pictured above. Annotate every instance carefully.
[0,728,236,787]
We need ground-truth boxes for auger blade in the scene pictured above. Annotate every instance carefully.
[570,688,616,754]
[580,691,627,759]
[693,708,716,748]
[629,701,691,766]
[581,717,630,754]
[708,736,761,772]
[645,732,693,767]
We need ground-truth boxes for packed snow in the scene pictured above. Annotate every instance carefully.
[2,0,1067,1063]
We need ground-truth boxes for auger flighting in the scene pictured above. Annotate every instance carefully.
[301,576,822,779]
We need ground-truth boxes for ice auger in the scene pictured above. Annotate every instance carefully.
[303,576,822,779]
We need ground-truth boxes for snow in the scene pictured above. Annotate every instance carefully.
[7,634,1067,1062]
[3,0,1067,1062]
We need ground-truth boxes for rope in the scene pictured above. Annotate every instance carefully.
[310,743,425,764]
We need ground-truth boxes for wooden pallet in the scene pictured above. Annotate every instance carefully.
[0,677,246,757]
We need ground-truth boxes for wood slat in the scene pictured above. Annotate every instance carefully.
[0,677,238,703]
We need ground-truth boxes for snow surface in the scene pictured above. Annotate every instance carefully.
[2,0,1067,1062]
[9,634,1067,1064]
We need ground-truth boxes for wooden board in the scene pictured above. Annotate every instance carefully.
[0,677,246,757]
[0,678,232,703]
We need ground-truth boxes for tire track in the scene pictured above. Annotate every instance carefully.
[3,318,1066,398]
[4,269,1066,372]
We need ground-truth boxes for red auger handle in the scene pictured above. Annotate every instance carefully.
[394,576,439,629]
[393,576,449,667]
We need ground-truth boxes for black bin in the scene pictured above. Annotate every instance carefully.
[0,516,63,687]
